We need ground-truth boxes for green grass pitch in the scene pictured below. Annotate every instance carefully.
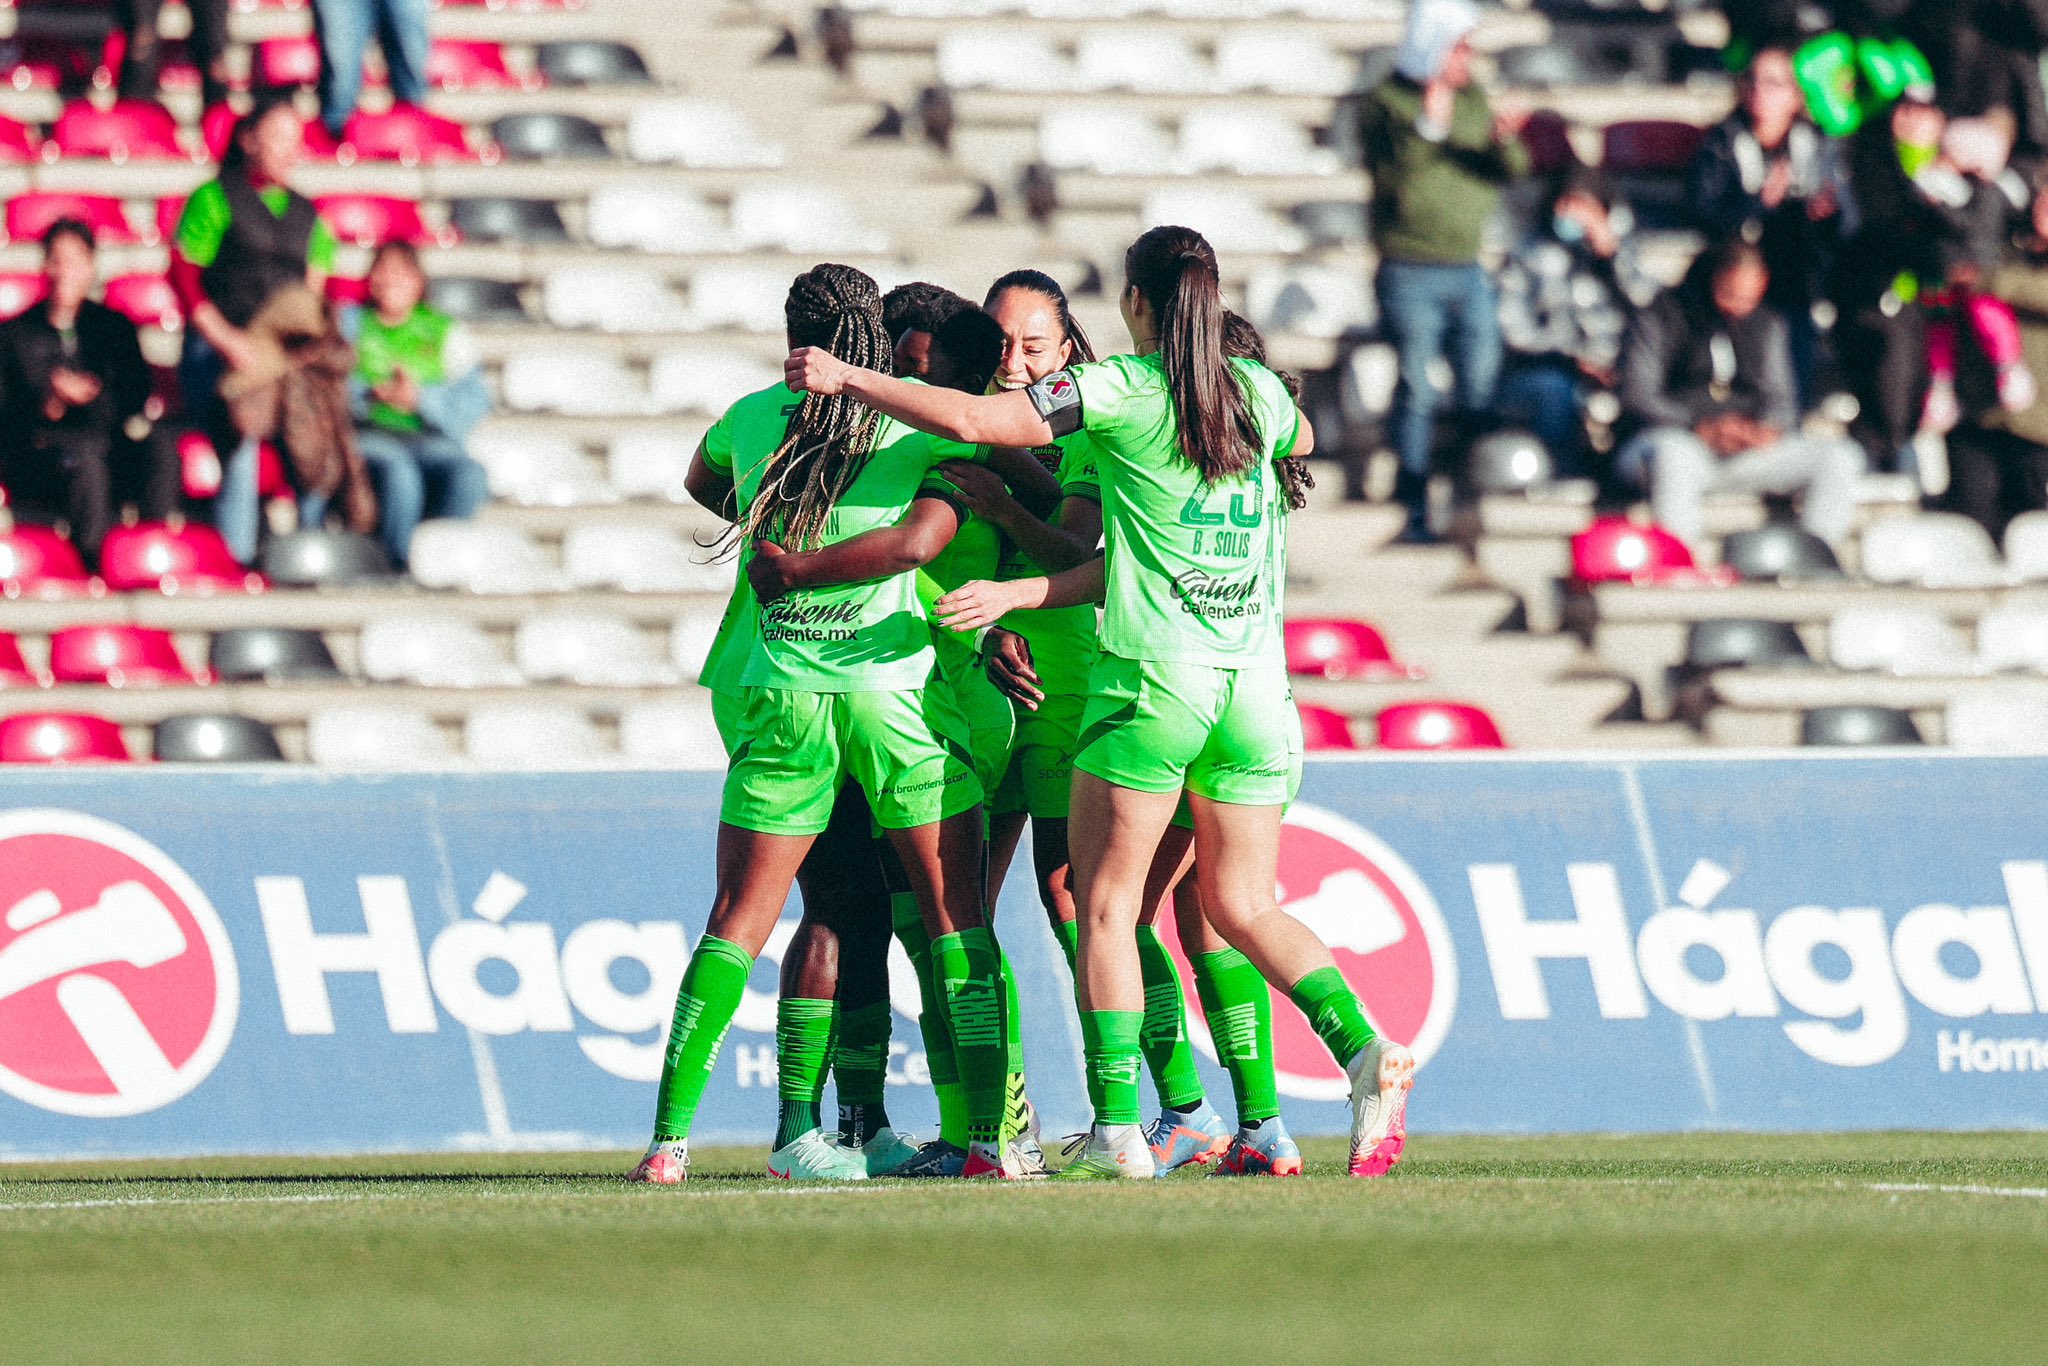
[6,1133,2046,1364]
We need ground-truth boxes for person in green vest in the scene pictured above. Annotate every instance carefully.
[328,241,490,567]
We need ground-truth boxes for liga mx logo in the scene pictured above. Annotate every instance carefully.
[0,810,240,1118]
[1165,803,1457,1101]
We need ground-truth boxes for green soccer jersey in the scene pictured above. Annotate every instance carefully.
[708,382,975,693]
[916,497,1002,675]
[1062,353,1299,668]
[994,433,1101,695]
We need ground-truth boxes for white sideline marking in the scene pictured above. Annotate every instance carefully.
[0,1183,905,1213]
[1867,1182,2048,1200]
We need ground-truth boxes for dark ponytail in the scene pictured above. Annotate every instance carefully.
[1125,226,1259,484]
[983,268,1096,364]
[1220,309,1313,511]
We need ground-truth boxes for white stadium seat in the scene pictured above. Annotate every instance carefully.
[627,100,787,169]
[515,613,682,686]
[649,347,782,415]
[1176,109,1340,177]
[608,432,698,502]
[2003,511,2048,581]
[1828,605,1977,676]
[1858,512,2009,588]
[729,183,888,254]
[1038,109,1177,177]
[465,704,610,768]
[307,705,456,769]
[935,31,1073,92]
[360,616,523,688]
[1140,187,1307,254]
[467,432,620,507]
[686,264,792,332]
[1948,684,2048,751]
[1246,263,1376,340]
[619,698,728,769]
[500,348,649,417]
[587,184,732,253]
[408,521,568,595]
[564,523,735,593]
[1075,31,1211,94]
[670,608,728,678]
[1215,32,1358,94]
[541,264,691,333]
[1976,604,2048,673]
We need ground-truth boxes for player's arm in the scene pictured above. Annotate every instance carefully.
[748,495,964,602]
[934,555,1106,631]
[787,348,1059,448]
[978,444,1063,517]
[684,435,733,518]
[1287,408,1315,458]
[936,458,1100,571]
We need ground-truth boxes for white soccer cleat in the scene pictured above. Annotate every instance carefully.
[859,1128,924,1178]
[768,1128,870,1182]
[1346,1035,1415,1178]
[1055,1123,1157,1180]
[627,1139,689,1185]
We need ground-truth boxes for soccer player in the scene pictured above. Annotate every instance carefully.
[629,265,1013,1184]
[881,281,971,382]
[783,227,1415,1181]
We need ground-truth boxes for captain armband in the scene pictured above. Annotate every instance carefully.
[1024,369,1084,438]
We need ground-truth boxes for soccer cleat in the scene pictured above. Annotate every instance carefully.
[859,1128,923,1178]
[767,1129,870,1182]
[891,1139,969,1178]
[962,1141,1016,1179]
[627,1139,689,1185]
[1004,1099,1049,1178]
[1144,1100,1232,1176]
[1346,1035,1415,1178]
[1056,1123,1157,1180]
[1212,1118,1302,1177]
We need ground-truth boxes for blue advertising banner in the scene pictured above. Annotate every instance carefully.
[3,753,2048,1159]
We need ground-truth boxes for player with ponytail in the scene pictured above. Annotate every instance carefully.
[786,227,1416,1181]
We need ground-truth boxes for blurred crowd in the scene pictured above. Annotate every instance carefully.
[1370,0,2048,550]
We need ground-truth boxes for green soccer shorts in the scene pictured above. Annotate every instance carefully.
[1076,653,1294,808]
[942,651,1017,801]
[1170,690,1305,830]
[991,690,1087,820]
[721,681,982,835]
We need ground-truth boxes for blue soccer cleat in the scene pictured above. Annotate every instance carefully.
[1212,1117,1303,1178]
[1143,1100,1232,1176]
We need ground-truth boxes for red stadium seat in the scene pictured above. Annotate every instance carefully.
[48,99,192,162]
[0,633,50,688]
[343,104,490,165]
[1297,702,1360,751]
[49,624,211,686]
[1520,109,1575,176]
[0,113,39,163]
[99,522,266,594]
[0,526,101,598]
[102,273,180,330]
[0,712,133,764]
[176,432,291,499]
[301,117,345,162]
[1284,618,1424,681]
[315,194,440,246]
[199,102,237,161]
[156,194,187,245]
[1,36,96,92]
[324,274,370,305]
[1570,515,1737,587]
[253,36,322,88]
[1602,120,1708,175]
[0,271,46,319]
[100,33,206,93]
[1375,701,1507,750]
[429,39,531,90]
[6,194,137,247]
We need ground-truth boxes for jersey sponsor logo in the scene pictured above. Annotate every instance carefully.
[1163,804,1455,1101]
[1170,567,1264,620]
[759,596,863,643]
[0,810,240,1118]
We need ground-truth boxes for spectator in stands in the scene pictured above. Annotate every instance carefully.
[0,221,177,567]
[1944,190,2048,538]
[1689,44,1854,402]
[1616,239,1866,551]
[118,0,231,106]
[881,282,971,380]
[313,0,432,139]
[1494,166,1657,479]
[1901,0,2048,184]
[1359,0,1530,541]
[170,95,340,564]
[331,242,491,567]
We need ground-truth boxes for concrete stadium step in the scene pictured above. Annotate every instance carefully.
[0,586,730,637]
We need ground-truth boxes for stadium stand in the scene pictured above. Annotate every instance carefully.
[2,0,2045,765]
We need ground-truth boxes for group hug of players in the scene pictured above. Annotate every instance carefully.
[627,225,1414,1183]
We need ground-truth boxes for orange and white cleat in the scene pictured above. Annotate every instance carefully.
[627,1139,689,1185]
[1211,1118,1303,1177]
[1346,1035,1415,1178]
